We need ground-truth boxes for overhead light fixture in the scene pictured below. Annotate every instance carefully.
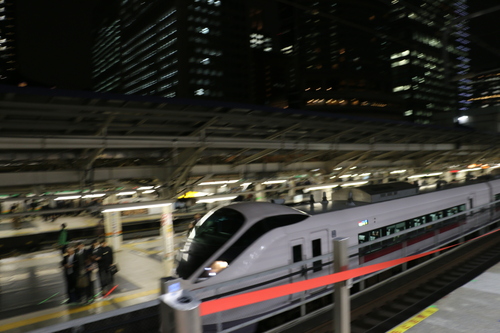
[82,193,106,198]
[137,186,154,190]
[199,180,239,185]
[142,190,155,194]
[342,181,369,187]
[305,184,339,192]
[338,174,357,179]
[390,170,407,174]
[196,196,238,203]
[408,172,443,179]
[459,168,481,172]
[55,195,81,200]
[117,191,137,196]
[102,202,172,213]
[261,180,287,185]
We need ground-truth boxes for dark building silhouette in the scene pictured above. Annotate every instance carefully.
[0,0,19,85]
[469,70,500,109]
[386,0,472,124]
[92,0,250,103]
[90,0,473,124]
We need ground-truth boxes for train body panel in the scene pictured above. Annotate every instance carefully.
[175,179,500,331]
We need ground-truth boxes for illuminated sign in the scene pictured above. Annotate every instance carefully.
[358,219,369,227]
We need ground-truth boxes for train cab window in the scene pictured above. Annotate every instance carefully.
[312,239,322,272]
[176,208,245,280]
[292,245,302,263]
[215,214,309,266]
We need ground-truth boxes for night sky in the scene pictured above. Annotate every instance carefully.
[14,0,500,90]
[16,0,99,89]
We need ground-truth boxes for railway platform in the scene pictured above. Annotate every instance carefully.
[387,258,500,333]
[0,225,187,333]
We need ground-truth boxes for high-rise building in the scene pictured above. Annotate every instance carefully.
[92,0,471,124]
[247,0,290,107]
[0,0,18,84]
[275,1,406,120]
[92,0,251,103]
[469,70,500,109]
[387,0,471,124]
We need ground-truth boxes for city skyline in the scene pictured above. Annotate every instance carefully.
[9,0,500,120]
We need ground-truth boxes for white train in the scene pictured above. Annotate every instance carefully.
[175,179,500,332]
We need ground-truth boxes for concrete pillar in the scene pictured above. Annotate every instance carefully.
[160,203,175,277]
[287,180,296,198]
[255,183,266,202]
[103,211,122,251]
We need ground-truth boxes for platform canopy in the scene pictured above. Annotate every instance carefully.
[0,84,498,198]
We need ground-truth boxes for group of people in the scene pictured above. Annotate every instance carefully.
[61,238,116,305]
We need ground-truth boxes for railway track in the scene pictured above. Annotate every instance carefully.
[267,229,500,333]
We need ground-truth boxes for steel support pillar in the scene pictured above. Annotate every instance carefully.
[333,237,350,333]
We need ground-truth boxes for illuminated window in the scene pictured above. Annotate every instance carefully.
[391,59,409,68]
[393,85,411,92]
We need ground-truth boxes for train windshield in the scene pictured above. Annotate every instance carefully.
[176,207,245,279]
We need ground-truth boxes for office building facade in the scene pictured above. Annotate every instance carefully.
[92,0,251,103]
[387,0,471,124]
[0,0,18,84]
[92,0,471,124]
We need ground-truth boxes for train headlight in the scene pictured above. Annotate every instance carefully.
[203,260,229,277]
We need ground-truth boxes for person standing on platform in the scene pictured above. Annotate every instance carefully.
[74,242,88,303]
[85,256,98,303]
[91,239,106,295]
[58,223,69,255]
[100,240,114,294]
[61,246,78,304]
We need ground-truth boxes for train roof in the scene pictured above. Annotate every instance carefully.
[224,201,310,219]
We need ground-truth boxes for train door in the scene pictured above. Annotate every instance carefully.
[308,230,329,296]
[310,230,329,275]
[289,238,306,284]
[468,193,477,229]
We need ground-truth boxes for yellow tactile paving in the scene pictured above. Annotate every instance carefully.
[0,288,160,332]
[387,306,439,333]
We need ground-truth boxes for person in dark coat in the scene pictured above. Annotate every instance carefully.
[91,239,105,295]
[58,224,69,255]
[61,246,79,304]
[74,242,88,302]
[85,257,98,303]
[100,240,114,294]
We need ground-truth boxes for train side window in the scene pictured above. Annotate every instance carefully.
[358,232,368,243]
[312,239,322,272]
[369,229,381,241]
[292,245,302,263]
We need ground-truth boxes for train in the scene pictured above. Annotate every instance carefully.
[174,178,500,332]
